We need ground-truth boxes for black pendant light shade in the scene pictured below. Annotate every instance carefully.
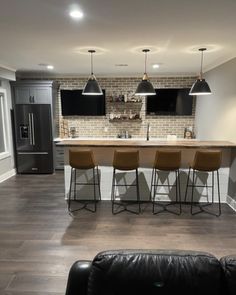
[135,49,156,96]
[83,50,103,95]
[189,48,212,96]
[83,74,102,95]
[189,78,211,95]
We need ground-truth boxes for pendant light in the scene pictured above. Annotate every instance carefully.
[189,48,212,96]
[135,49,156,96]
[82,49,103,95]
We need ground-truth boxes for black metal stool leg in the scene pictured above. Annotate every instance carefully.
[149,168,155,201]
[73,168,77,200]
[177,169,182,214]
[136,168,141,214]
[184,168,191,203]
[111,168,116,214]
[92,168,97,212]
[190,169,195,215]
[212,171,214,204]
[152,169,158,214]
[68,167,73,212]
[175,169,182,214]
[97,166,101,200]
[175,170,178,203]
[217,170,221,216]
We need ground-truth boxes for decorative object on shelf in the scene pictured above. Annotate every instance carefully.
[184,126,194,139]
[82,50,103,95]
[108,91,142,103]
[189,48,212,96]
[70,127,77,138]
[117,130,132,139]
[109,112,141,122]
[135,49,156,96]
[60,119,69,138]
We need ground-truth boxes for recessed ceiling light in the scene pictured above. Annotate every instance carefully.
[152,64,160,69]
[69,10,83,19]
[47,65,54,70]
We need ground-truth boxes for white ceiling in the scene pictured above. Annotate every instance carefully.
[0,0,236,76]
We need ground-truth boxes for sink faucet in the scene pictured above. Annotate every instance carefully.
[146,123,150,141]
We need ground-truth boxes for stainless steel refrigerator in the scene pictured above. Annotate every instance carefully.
[14,104,53,173]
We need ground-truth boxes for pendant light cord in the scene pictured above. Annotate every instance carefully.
[142,49,150,75]
[90,52,94,75]
[198,48,206,80]
[200,50,203,79]
[144,51,147,74]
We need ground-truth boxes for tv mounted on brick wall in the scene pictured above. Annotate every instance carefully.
[146,88,193,116]
[60,89,106,116]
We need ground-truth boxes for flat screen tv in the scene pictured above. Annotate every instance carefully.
[146,88,193,116]
[60,89,106,116]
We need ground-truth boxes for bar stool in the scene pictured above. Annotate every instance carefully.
[184,150,222,216]
[68,149,101,213]
[111,149,141,215]
[151,150,182,215]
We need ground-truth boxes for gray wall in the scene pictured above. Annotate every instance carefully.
[195,57,236,141]
[195,57,236,203]
[0,68,16,181]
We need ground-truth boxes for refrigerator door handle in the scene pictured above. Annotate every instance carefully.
[28,113,33,145]
[31,113,35,146]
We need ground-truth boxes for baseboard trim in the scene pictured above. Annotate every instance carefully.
[0,169,16,183]
[226,195,236,212]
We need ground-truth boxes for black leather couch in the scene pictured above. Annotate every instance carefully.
[65,250,236,295]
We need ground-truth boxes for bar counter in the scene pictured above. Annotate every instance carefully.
[57,139,236,148]
[57,138,235,167]
[57,138,236,205]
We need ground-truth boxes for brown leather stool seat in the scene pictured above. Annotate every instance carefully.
[151,149,182,215]
[111,149,141,214]
[68,149,101,213]
[184,150,222,216]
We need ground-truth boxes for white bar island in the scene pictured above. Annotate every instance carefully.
[57,138,236,208]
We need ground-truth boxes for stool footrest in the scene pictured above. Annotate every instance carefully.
[112,201,141,215]
[153,201,181,215]
[68,200,98,213]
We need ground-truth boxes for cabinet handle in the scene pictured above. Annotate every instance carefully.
[28,113,33,145]
[31,113,35,145]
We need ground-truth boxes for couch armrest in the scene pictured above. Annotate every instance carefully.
[220,255,236,295]
[65,260,92,295]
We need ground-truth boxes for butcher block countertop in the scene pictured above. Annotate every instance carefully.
[56,139,236,149]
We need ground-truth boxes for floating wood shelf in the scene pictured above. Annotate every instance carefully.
[109,118,142,122]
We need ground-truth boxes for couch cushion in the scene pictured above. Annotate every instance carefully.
[88,250,223,295]
[220,255,236,295]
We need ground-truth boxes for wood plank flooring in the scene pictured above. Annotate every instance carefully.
[0,171,235,294]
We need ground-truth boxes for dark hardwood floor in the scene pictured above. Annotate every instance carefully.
[0,171,235,294]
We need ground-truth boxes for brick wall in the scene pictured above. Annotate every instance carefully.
[55,76,196,139]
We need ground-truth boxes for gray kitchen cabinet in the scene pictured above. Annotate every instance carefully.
[14,86,51,104]
[54,143,64,170]
[11,80,59,136]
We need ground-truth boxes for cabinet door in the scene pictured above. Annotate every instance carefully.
[14,87,31,104]
[14,86,51,104]
[31,87,51,104]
